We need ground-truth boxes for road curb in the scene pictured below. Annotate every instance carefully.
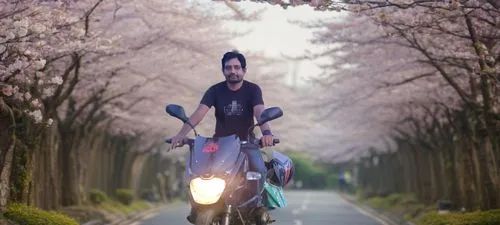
[336,192,415,225]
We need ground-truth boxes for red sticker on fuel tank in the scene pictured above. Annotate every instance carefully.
[203,142,219,153]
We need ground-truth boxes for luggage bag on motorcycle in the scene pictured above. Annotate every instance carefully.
[264,151,294,210]
[263,182,286,210]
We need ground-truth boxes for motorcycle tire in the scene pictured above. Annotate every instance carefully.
[195,210,219,225]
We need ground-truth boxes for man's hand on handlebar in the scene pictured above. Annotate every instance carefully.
[259,136,280,148]
[166,135,186,151]
[260,134,274,147]
[167,135,280,150]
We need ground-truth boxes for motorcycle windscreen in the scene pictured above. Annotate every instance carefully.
[189,135,242,176]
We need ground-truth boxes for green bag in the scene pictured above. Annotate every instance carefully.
[263,182,287,210]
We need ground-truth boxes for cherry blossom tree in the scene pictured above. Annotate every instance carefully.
[0,0,249,210]
[224,0,500,210]
[49,0,243,207]
[0,0,120,209]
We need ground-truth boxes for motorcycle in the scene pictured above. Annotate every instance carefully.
[165,104,294,225]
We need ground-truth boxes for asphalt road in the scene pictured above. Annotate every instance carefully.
[139,190,382,225]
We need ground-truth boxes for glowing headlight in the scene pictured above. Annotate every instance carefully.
[190,177,226,205]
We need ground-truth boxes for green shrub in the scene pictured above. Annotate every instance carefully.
[366,196,392,210]
[89,189,108,205]
[356,187,368,200]
[4,203,78,225]
[417,209,500,225]
[399,193,419,205]
[384,193,418,207]
[115,189,134,205]
[386,193,403,205]
[356,187,376,200]
[362,193,427,220]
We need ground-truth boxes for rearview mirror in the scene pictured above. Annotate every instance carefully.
[165,104,189,123]
[257,107,283,126]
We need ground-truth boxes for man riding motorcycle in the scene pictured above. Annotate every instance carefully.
[168,50,275,224]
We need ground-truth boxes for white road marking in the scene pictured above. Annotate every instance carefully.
[293,192,310,216]
[301,192,310,211]
[141,212,160,220]
[340,195,390,225]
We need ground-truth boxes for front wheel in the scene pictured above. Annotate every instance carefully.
[195,210,220,225]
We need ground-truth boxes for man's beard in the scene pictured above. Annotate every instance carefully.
[226,74,242,84]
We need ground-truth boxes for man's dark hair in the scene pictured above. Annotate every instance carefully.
[221,50,246,70]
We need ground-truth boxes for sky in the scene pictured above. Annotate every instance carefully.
[192,0,348,87]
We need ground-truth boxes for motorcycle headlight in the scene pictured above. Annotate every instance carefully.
[190,177,226,205]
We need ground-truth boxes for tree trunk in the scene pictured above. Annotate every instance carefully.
[413,146,429,203]
[33,129,60,210]
[463,147,478,210]
[121,150,136,189]
[427,151,437,203]
[9,137,36,204]
[465,13,499,209]
[465,120,481,210]
[444,146,459,207]
[403,151,413,193]
[60,131,79,206]
[0,141,14,211]
[0,99,15,211]
[8,111,43,206]
[482,132,499,208]
[112,142,127,191]
[438,150,447,199]
[455,143,467,209]
[106,142,117,194]
[396,150,409,193]
[405,145,418,196]
[475,125,498,209]
[129,153,148,194]
[76,135,89,205]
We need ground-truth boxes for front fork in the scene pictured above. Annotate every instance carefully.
[222,205,232,225]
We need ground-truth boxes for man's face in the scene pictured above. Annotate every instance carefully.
[223,58,245,84]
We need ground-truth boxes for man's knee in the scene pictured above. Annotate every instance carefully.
[246,149,266,171]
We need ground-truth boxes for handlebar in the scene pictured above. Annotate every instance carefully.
[263,138,280,145]
[166,137,280,149]
[165,137,194,147]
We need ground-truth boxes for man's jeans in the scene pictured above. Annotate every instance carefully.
[243,146,267,206]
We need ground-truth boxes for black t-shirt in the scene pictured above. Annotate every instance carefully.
[200,80,264,140]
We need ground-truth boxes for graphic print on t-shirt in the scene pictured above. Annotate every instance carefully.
[224,100,244,116]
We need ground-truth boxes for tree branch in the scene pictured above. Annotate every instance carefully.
[83,0,105,36]
[379,72,436,87]
[486,0,500,9]
[55,53,82,108]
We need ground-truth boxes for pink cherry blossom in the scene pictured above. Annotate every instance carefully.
[30,99,41,108]
[50,76,63,85]
[24,92,32,101]
[2,85,13,96]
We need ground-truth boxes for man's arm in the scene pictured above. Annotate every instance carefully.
[251,84,273,147]
[254,104,274,147]
[253,104,271,133]
[176,104,210,137]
